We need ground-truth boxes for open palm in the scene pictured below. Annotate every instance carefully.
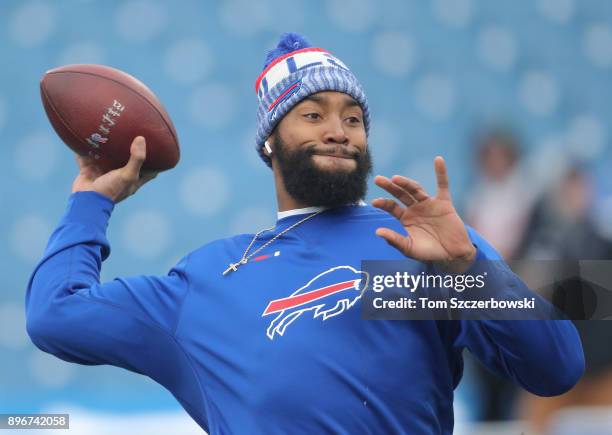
[372,156,476,269]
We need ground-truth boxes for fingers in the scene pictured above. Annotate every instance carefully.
[376,156,451,204]
[375,227,413,257]
[74,153,102,178]
[371,198,404,220]
[75,153,91,166]
[75,153,97,170]
[136,170,159,188]
[374,175,417,206]
[390,175,430,202]
[123,136,147,179]
[434,156,451,200]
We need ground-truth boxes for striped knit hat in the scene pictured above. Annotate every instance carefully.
[254,33,370,167]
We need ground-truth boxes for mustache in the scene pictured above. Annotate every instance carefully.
[304,144,362,159]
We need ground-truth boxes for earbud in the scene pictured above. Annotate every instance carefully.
[264,140,273,155]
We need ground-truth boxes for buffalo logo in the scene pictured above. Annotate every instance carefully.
[262,266,369,340]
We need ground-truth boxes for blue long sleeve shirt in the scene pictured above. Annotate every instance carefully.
[25,191,584,434]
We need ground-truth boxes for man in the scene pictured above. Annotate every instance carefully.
[26,33,584,434]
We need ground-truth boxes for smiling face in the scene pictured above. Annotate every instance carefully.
[266,91,372,209]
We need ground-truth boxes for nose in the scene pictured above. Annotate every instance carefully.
[323,116,348,145]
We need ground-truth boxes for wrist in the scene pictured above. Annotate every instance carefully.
[71,186,114,203]
[64,190,115,227]
[434,245,477,274]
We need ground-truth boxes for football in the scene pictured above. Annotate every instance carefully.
[40,64,180,173]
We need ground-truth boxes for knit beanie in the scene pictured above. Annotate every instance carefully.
[254,32,370,167]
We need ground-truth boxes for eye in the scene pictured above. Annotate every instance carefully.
[347,116,362,124]
[304,113,321,120]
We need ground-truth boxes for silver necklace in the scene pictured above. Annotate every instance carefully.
[222,209,326,276]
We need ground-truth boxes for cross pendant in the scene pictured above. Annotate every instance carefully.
[222,258,247,276]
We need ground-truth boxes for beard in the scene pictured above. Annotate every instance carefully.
[272,130,373,208]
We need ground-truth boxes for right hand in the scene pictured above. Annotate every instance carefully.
[71,136,159,204]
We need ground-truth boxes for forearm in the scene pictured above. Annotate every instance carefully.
[458,253,585,396]
[464,318,584,396]
[26,191,113,316]
[25,190,191,366]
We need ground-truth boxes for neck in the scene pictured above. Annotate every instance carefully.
[277,193,310,212]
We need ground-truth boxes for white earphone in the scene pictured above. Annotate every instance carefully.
[264,140,272,155]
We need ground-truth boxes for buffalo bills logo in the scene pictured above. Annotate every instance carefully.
[262,266,369,340]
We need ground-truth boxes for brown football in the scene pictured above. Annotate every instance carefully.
[40,64,180,173]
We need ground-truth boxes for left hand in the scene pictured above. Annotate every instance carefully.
[372,156,476,273]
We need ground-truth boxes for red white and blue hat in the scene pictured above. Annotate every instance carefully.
[255,33,370,167]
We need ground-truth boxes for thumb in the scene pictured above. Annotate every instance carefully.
[124,136,147,178]
[376,227,413,257]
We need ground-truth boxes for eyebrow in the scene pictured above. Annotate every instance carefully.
[302,94,361,109]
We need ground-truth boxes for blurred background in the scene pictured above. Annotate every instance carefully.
[1,0,611,434]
